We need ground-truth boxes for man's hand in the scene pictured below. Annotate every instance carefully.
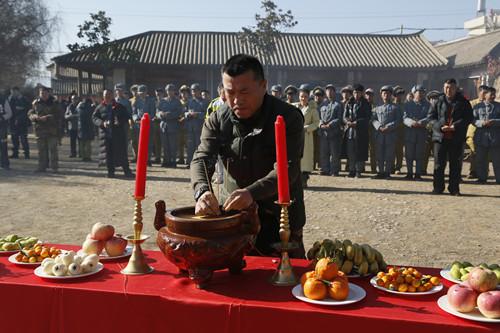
[484,120,492,127]
[195,191,221,216]
[223,189,253,212]
[380,127,387,132]
[441,125,451,132]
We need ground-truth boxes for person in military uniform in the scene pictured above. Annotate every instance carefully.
[157,84,183,168]
[192,54,306,258]
[177,84,190,165]
[185,83,209,166]
[65,94,80,158]
[8,87,31,159]
[76,95,95,162]
[28,86,61,172]
[365,88,377,174]
[372,85,402,179]
[392,85,406,174]
[312,86,326,171]
[93,90,134,178]
[271,84,283,99]
[0,92,13,169]
[472,87,500,184]
[151,88,164,164]
[422,90,441,174]
[341,85,353,108]
[466,85,489,179]
[284,85,297,104]
[343,84,370,178]
[131,84,156,165]
[318,84,343,176]
[403,85,430,180]
[428,78,473,195]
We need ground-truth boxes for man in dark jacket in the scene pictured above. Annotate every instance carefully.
[428,78,473,195]
[191,54,306,258]
[8,87,31,159]
[65,94,80,158]
[93,90,134,178]
[76,96,95,161]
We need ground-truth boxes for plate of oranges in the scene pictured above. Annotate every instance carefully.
[370,266,443,295]
[293,257,366,305]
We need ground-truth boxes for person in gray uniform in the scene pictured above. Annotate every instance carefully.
[473,87,500,184]
[372,85,402,179]
[131,84,156,165]
[318,84,343,176]
[157,83,183,168]
[403,85,430,180]
[185,83,209,166]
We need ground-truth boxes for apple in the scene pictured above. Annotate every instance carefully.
[447,283,478,313]
[468,267,498,293]
[82,238,105,255]
[477,291,500,319]
[105,235,128,257]
[90,223,115,241]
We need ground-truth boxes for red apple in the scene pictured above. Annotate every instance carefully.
[90,223,115,241]
[477,291,500,319]
[447,283,478,313]
[469,267,498,293]
[105,235,128,257]
[82,238,105,255]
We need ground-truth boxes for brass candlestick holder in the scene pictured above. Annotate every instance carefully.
[270,201,298,286]
[121,197,154,275]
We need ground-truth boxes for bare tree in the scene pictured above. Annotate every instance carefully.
[0,0,57,89]
[238,0,297,73]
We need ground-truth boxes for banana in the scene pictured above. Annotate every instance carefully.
[341,260,353,274]
[353,244,363,266]
[373,248,383,263]
[362,244,376,263]
[358,261,369,276]
[369,261,379,274]
[345,245,354,260]
[343,239,352,247]
[379,260,388,272]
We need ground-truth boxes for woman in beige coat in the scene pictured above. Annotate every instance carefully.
[294,86,320,187]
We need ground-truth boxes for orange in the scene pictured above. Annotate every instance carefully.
[398,283,409,292]
[396,276,404,284]
[404,275,414,284]
[336,271,348,282]
[411,279,421,288]
[417,286,426,292]
[376,278,385,287]
[303,278,328,300]
[407,285,417,292]
[430,277,440,286]
[424,282,433,291]
[315,258,338,281]
[377,272,385,278]
[300,271,316,286]
[328,278,349,301]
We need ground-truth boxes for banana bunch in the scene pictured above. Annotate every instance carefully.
[307,239,387,276]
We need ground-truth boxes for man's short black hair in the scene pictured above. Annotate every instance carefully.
[487,86,496,94]
[479,85,489,91]
[444,78,457,85]
[222,54,265,81]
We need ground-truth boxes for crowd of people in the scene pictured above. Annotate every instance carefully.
[0,77,498,195]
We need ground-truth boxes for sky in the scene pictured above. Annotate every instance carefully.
[36,0,500,83]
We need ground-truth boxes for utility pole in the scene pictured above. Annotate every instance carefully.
[400,24,404,34]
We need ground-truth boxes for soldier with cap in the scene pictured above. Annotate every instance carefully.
[157,84,183,168]
[271,84,283,99]
[150,88,164,164]
[466,85,489,179]
[185,83,209,166]
[343,84,370,177]
[64,94,80,158]
[422,90,441,174]
[0,91,13,169]
[177,84,190,164]
[318,84,343,176]
[365,88,377,174]
[473,86,500,184]
[131,84,156,165]
[372,85,402,179]
[341,85,353,108]
[403,85,430,180]
[313,86,326,170]
[8,87,31,159]
[392,85,406,174]
[284,85,297,104]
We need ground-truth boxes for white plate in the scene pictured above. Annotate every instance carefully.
[34,262,104,279]
[292,283,366,306]
[370,276,444,295]
[440,269,500,289]
[437,295,500,323]
[8,253,42,266]
[77,246,132,261]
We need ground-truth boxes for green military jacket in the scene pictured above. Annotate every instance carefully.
[28,96,61,138]
[190,94,306,231]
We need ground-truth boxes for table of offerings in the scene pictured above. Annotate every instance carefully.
[0,245,497,333]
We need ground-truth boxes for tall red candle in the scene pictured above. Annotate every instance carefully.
[134,113,150,199]
[275,115,290,204]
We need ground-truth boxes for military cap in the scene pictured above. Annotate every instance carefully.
[393,85,405,95]
[352,84,364,92]
[365,88,375,95]
[130,84,138,92]
[479,85,489,91]
[325,83,335,90]
[426,90,441,99]
[165,83,176,91]
[380,85,393,93]
[271,84,282,92]
[179,84,190,92]
[137,84,148,93]
[284,85,298,94]
[190,83,201,90]
[299,83,311,92]
[341,85,353,93]
[114,83,126,91]
[313,86,325,96]
[411,84,426,93]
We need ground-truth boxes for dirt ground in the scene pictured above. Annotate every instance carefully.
[0,135,499,269]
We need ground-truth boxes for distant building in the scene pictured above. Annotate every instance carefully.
[49,30,447,97]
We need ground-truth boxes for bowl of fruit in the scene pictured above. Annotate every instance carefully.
[371,266,443,295]
[8,245,63,266]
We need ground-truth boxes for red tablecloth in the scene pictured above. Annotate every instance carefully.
[0,245,497,333]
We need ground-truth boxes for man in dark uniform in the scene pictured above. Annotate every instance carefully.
[191,54,306,258]
[8,87,31,159]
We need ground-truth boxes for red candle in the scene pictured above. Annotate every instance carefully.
[275,115,290,204]
[134,113,150,199]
